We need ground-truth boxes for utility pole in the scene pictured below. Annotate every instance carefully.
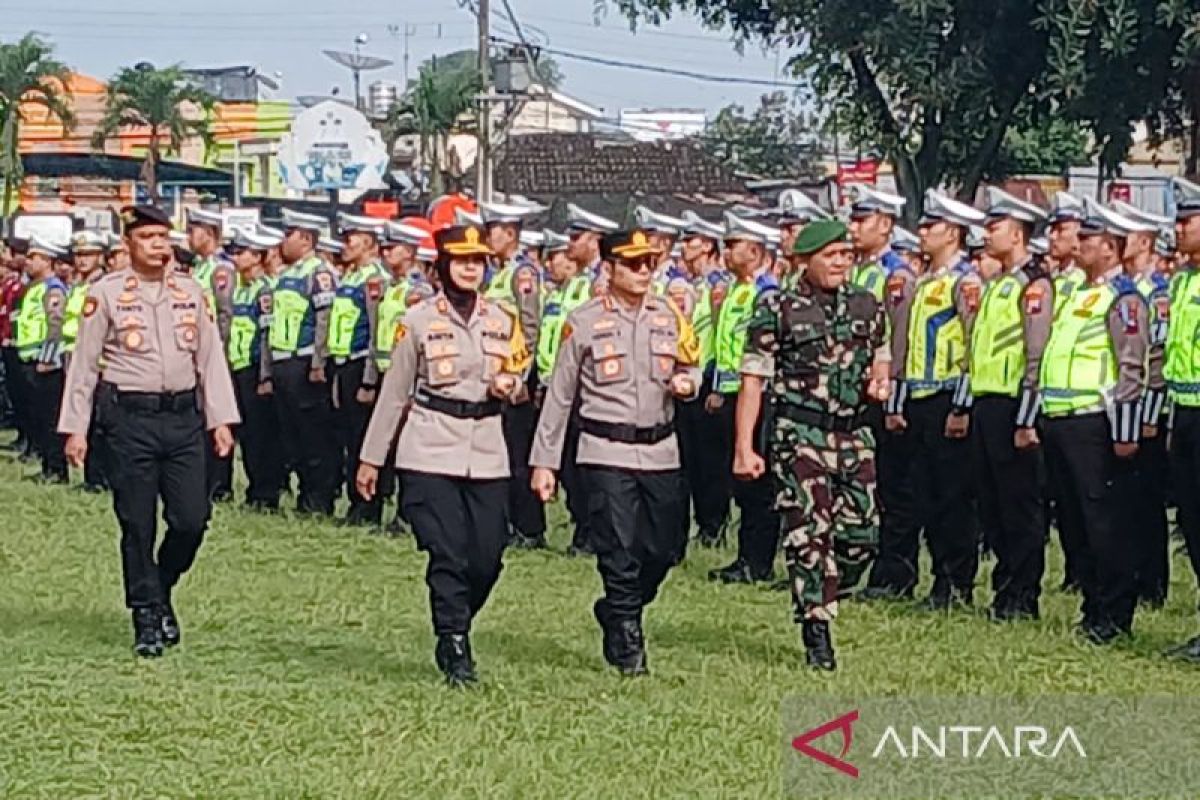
[476,0,492,202]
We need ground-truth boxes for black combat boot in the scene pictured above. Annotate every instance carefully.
[802,620,836,671]
[612,619,648,677]
[707,559,771,585]
[435,634,478,687]
[1165,634,1200,662]
[159,597,181,648]
[131,607,164,658]
[593,599,619,666]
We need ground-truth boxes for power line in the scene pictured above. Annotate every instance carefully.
[489,36,801,88]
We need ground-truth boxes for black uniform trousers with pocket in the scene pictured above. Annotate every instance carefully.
[334,358,380,523]
[103,389,211,609]
[1134,429,1169,604]
[21,362,66,480]
[502,386,546,539]
[1043,414,1139,632]
[232,365,284,508]
[1168,407,1200,598]
[714,395,779,575]
[402,471,510,635]
[272,356,339,515]
[583,465,688,622]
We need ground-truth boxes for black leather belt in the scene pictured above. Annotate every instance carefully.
[414,391,500,420]
[579,417,674,444]
[110,386,197,413]
[776,405,864,433]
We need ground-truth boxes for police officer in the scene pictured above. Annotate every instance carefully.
[226,229,284,510]
[708,213,782,584]
[535,230,590,435]
[480,201,545,548]
[356,223,530,686]
[558,203,619,554]
[875,191,985,608]
[531,228,701,676]
[61,231,111,491]
[271,209,341,515]
[1164,176,1200,662]
[846,186,922,602]
[58,205,239,657]
[1110,199,1173,607]
[635,206,694,314]
[1040,203,1148,642]
[775,189,830,262]
[966,187,1053,622]
[328,213,390,526]
[736,219,889,670]
[676,211,730,545]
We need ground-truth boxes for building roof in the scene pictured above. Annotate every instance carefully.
[495,133,746,197]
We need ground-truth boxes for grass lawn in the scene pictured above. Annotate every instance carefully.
[2,434,1199,798]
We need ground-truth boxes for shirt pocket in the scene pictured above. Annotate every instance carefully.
[480,335,510,379]
[788,322,827,370]
[649,330,677,381]
[115,314,152,354]
[173,318,200,352]
[424,339,462,387]
[590,338,630,386]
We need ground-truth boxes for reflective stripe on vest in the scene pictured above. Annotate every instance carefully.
[536,274,590,377]
[713,281,758,393]
[852,262,886,302]
[905,271,966,397]
[193,256,219,317]
[329,262,386,358]
[692,280,714,368]
[228,278,265,371]
[61,282,88,353]
[1165,268,1200,406]
[268,257,319,353]
[1054,266,1086,313]
[375,278,414,371]
[969,274,1027,397]
[14,281,50,359]
[483,263,516,311]
[1039,282,1117,416]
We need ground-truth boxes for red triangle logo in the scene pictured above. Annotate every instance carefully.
[791,710,859,778]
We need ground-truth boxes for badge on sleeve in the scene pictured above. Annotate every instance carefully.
[214,270,229,292]
[1155,295,1170,321]
[1023,284,1045,315]
[315,272,333,292]
[367,277,383,301]
[960,282,981,313]
[886,274,906,306]
[516,268,536,297]
[83,296,98,318]
[258,294,273,314]
[560,322,573,343]
[394,323,407,344]
[1120,301,1140,334]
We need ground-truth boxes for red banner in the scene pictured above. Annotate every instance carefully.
[837,160,879,186]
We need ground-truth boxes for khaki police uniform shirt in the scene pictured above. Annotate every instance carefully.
[58,269,240,435]
[530,293,702,472]
[360,293,530,479]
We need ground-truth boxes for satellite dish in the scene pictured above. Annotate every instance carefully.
[323,50,393,72]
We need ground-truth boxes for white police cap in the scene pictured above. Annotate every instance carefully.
[777,189,831,223]
[633,205,686,236]
[1079,198,1154,238]
[385,221,427,247]
[1174,176,1200,219]
[541,229,570,253]
[565,203,618,233]
[723,211,779,246]
[185,207,223,228]
[847,184,906,218]
[337,212,386,237]
[232,230,279,250]
[1049,191,1086,224]
[1109,200,1171,234]
[479,200,543,226]
[519,229,545,249]
[680,210,724,240]
[892,226,920,253]
[984,187,1047,224]
[921,189,985,228]
[281,208,328,235]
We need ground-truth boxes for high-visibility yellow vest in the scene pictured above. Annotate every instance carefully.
[328,261,388,358]
[14,279,64,361]
[969,273,1029,397]
[1039,281,1119,416]
[713,280,761,393]
[906,267,968,398]
[228,277,268,371]
[269,257,321,353]
[192,255,227,318]
[1054,265,1086,313]
[536,274,590,377]
[61,281,88,353]
[1165,266,1200,406]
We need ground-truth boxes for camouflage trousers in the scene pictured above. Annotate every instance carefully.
[771,420,879,622]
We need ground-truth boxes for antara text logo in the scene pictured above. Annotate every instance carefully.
[792,709,1087,778]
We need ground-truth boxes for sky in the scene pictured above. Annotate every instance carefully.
[1,0,792,119]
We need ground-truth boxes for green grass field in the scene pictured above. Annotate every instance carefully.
[2,435,1200,798]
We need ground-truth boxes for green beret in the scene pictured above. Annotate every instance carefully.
[792,219,847,255]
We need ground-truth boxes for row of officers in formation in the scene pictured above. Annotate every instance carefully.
[5,177,1200,685]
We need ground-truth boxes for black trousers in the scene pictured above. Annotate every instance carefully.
[676,387,731,537]
[502,397,546,538]
[334,358,379,523]
[83,381,111,489]
[866,403,923,596]
[583,465,687,622]
[402,471,509,635]
[21,363,66,479]
[560,412,591,547]
[1134,431,1170,603]
[713,395,779,574]
[105,398,211,608]
[971,396,1046,613]
[1043,414,1138,632]
[272,356,339,515]
[909,393,978,597]
[1169,407,1200,596]
[2,346,30,446]
[232,366,284,507]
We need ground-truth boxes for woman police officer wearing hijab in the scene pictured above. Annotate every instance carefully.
[356,223,530,686]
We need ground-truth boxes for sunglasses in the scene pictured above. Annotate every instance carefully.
[617,257,656,273]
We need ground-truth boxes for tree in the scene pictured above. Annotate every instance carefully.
[607,0,1197,218]
[0,34,73,218]
[418,48,565,91]
[701,91,820,179]
[92,63,215,203]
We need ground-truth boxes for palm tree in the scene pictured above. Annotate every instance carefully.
[0,33,74,218]
[92,63,214,203]
[385,59,479,196]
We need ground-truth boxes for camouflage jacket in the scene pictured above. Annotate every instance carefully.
[741,276,886,422]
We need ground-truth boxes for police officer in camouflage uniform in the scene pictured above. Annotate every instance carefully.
[736,219,889,671]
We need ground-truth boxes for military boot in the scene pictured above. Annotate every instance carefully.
[1165,634,1200,663]
[159,597,181,648]
[435,634,478,687]
[612,619,648,677]
[801,620,836,671]
[131,607,164,659]
[593,599,619,666]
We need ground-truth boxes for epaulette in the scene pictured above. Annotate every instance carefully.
[1020,257,1050,283]
[1109,273,1139,297]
